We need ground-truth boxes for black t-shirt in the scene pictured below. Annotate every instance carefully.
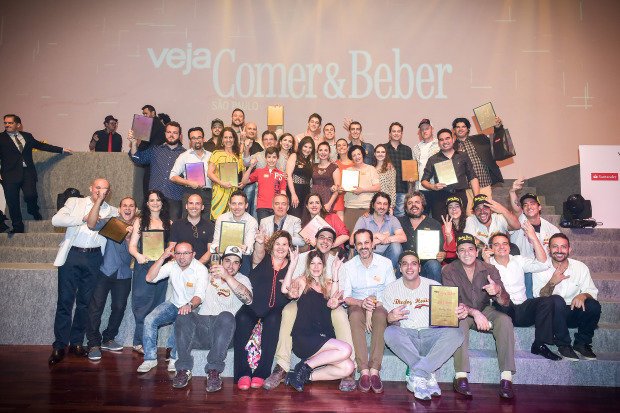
[169,218,215,260]
[398,214,445,262]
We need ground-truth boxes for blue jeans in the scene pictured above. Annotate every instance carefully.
[524,273,533,299]
[132,261,168,346]
[243,183,257,219]
[394,193,407,217]
[380,242,403,269]
[143,301,178,361]
[420,260,442,283]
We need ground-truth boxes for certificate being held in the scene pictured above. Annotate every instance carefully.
[473,102,496,131]
[299,215,334,246]
[131,114,154,142]
[401,160,418,181]
[219,221,245,252]
[416,229,440,260]
[219,162,239,187]
[434,159,458,186]
[429,285,459,327]
[267,105,284,126]
[142,230,165,262]
[99,217,130,244]
[341,169,360,192]
[185,162,206,187]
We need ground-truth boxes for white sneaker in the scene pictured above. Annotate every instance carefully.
[407,376,431,400]
[427,373,441,397]
[137,360,158,373]
[168,359,176,372]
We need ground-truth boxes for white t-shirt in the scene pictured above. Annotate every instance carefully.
[532,258,598,305]
[490,255,550,305]
[413,140,439,190]
[464,213,508,246]
[151,259,208,308]
[509,214,560,259]
[382,277,440,330]
[198,272,253,316]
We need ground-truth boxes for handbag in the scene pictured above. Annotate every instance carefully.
[491,128,516,161]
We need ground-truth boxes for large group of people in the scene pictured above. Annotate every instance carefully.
[1,109,602,401]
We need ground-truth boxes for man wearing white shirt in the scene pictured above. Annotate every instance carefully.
[384,250,464,400]
[259,194,304,247]
[212,190,258,276]
[533,233,601,361]
[483,231,560,361]
[170,127,212,220]
[342,229,396,393]
[412,119,439,215]
[172,246,253,392]
[464,194,520,248]
[49,179,118,365]
[137,242,208,373]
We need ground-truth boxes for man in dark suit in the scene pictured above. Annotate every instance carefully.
[89,115,122,152]
[0,114,72,233]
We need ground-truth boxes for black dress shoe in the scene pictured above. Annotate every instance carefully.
[31,212,43,220]
[453,377,472,397]
[48,348,65,365]
[499,379,514,399]
[0,221,9,233]
[68,345,89,357]
[531,343,561,361]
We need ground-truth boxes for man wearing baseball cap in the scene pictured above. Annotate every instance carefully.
[172,245,253,392]
[412,119,439,216]
[89,115,122,152]
[383,250,465,400]
[464,194,520,248]
[442,234,515,399]
[204,118,224,152]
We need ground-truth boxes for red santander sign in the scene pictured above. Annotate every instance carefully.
[591,173,618,181]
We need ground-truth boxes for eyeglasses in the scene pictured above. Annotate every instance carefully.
[174,251,193,256]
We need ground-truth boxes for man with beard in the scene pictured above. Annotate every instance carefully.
[204,118,224,152]
[169,194,215,266]
[397,192,445,283]
[263,227,356,392]
[533,233,600,361]
[86,197,137,360]
[231,108,245,134]
[342,229,396,393]
[464,194,520,249]
[241,122,263,218]
[258,193,303,247]
[129,121,185,219]
[386,121,413,217]
[170,127,213,220]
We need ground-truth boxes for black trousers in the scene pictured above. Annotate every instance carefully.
[3,167,40,231]
[233,305,283,381]
[86,271,132,348]
[496,296,555,345]
[182,187,212,221]
[552,296,601,346]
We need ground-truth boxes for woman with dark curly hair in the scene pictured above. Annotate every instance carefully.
[128,189,172,357]
[233,229,293,390]
[286,136,315,218]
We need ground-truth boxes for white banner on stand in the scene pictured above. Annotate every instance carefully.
[579,145,620,228]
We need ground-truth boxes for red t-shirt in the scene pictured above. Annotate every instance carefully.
[249,166,286,209]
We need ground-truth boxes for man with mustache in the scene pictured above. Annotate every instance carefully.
[464,194,520,249]
[533,233,600,361]
[204,118,224,152]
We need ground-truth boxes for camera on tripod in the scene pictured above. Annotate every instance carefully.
[560,194,601,228]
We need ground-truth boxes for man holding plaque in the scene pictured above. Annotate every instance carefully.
[170,126,213,220]
[412,119,439,216]
[398,192,445,283]
[452,116,506,214]
[464,194,521,249]
[442,234,515,399]
[421,129,478,220]
[169,194,215,266]
[385,121,413,217]
[49,179,118,365]
[384,250,464,400]
[352,192,406,268]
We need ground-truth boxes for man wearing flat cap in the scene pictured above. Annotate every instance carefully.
[89,115,122,152]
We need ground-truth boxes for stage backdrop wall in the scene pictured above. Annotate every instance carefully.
[1,0,619,179]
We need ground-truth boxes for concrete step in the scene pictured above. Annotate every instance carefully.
[600,299,620,324]
[0,247,57,263]
[592,273,620,300]
[561,228,620,241]
[23,220,63,233]
[0,232,64,247]
[569,241,620,257]
[577,256,620,274]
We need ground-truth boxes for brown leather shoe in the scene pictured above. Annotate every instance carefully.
[370,375,384,393]
[263,364,287,390]
[48,348,65,365]
[68,345,89,357]
[339,375,356,392]
[499,379,514,399]
[358,374,371,393]
[453,377,472,397]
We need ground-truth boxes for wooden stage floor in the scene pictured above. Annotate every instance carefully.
[0,346,617,412]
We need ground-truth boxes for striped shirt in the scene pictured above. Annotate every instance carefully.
[383,277,441,330]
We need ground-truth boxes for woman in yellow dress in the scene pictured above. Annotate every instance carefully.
[207,127,245,220]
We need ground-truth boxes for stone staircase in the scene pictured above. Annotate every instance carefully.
[0,180,617,386]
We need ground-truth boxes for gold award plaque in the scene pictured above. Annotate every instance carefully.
[429,285,459,327]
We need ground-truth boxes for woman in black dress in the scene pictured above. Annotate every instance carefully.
[234,229,292,390]
[280,249,353,391]
[286,136,315,218]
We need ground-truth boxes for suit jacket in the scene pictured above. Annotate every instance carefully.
[0,131,63,183]
[52,197,118,266]
[455,127,504,185]
[259,214,304,247]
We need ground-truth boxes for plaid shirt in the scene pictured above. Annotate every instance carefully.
[456,137,492,188]
[385,141,413,193]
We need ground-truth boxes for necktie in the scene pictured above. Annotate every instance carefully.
[13,134,23,152]
[108,132,113,152]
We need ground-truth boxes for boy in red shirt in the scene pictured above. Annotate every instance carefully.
[241,147,286,223]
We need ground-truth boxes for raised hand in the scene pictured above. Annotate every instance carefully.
[327,290,345,309]
[255,227,266,245]
[441,214,453,233]
[481,248,494,263]
[389,304,410,322]
[522,220,536,239]
[511,177,525,192]
[482,274,501,296]
[289,246,300,267]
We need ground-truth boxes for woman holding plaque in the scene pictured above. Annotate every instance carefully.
[301,193,350,249]
[208,127,245,220]
[286,136,315,218]
[342,145,381,232]
[442,196,467,264]
[128,189,172,355]
[372,144,397,214]
[334,138,353,221]
[234,230,292,390]
[276,133,295,172]
[312,142,341,213]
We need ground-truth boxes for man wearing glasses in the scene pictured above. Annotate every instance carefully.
[169,194,215,266]
[136,242,208,373]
